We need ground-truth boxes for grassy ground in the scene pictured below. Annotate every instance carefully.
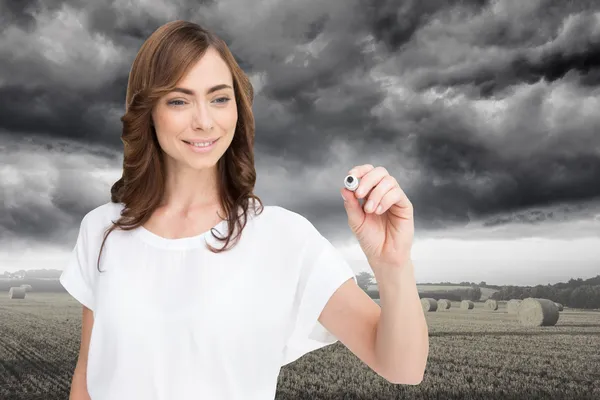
[1,293,599,399]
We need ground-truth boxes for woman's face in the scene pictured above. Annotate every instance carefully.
[151,47,238,171]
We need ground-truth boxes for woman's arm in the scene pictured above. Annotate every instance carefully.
[68,306,94,400]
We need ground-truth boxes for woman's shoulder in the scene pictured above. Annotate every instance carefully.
[259,205,318,238]
[267,205,309,224]
[80,201,125,230]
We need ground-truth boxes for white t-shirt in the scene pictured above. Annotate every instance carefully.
[60,200,357,400]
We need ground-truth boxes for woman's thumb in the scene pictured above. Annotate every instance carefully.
[341,188,364,227]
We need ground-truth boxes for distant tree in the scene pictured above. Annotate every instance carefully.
[355,271,375,292]
[469,286,481,301]
[489,281,600,309]
[570,285,599,309]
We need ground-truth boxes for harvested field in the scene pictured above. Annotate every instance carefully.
[1,293,599,399]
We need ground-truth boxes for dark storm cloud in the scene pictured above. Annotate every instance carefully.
[0,83,124,143]
[396,85,600,229]
[360,0,490,52]
[0,0,40,30]
[458,25,600,97]
[1,0,600,249]
[0,133,118,243]
[412,6,600,96]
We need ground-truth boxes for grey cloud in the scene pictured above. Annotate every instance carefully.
[359,0,490,52]
[1,0,600,251]
[411,9,600,96]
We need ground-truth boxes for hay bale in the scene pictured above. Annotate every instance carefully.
[517,298,560,327]
[437,299,451,310]
[507,299,522,314]
[554,302,563,311]
[9,287,26,299]
[484,299,498,311]
[421,298,437,312]
[20,284,33,292]
[460,300,474,309]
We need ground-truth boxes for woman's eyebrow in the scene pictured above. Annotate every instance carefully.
[171,84,233,96]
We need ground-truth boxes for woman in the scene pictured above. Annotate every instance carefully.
[60,20,428,400]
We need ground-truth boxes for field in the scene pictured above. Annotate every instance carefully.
[1,293,599,400]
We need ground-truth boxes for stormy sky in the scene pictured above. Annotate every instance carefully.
[1,0,599,285]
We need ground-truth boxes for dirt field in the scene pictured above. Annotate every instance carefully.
[1,292,599,399]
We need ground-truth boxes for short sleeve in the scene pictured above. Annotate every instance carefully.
[281,227,357,366]
[59,214,96,311]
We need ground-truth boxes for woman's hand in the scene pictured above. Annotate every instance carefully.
[341,164,414,273]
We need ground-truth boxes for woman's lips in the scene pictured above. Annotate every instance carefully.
[182,137,220,153]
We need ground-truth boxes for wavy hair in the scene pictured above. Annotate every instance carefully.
[95,20,264,272]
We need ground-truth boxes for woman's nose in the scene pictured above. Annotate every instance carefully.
[191,104,214,130]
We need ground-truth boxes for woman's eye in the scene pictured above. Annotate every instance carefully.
[214,97,230,104]
[167,97,230,107]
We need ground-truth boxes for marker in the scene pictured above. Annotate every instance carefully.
[344,174,359,191]
[343,174,366,207]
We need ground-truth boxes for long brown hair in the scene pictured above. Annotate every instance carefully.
[96,20,264,272]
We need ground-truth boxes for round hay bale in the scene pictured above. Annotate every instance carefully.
[507,299,522,314]
[460,300,474,309]
[554,302,563,311]
[9,287,26,299]
[484,299,498,310]
[421,298,437,312]
[437,299,451,310]
[517,298,560,327]
[20,284,33,292]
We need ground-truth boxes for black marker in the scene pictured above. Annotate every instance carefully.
[344,174,359,191]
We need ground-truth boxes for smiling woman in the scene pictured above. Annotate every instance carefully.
[107,20,259,258]
[59,19,379,400]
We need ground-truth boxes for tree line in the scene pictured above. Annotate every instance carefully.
[358,272,600,309]
[490,284,600,309]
